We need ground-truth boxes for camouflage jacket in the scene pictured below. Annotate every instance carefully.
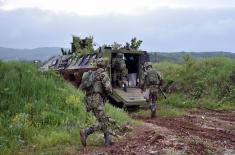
[80,68,112,96]
[142,68,162,90]
[112,58,127,71]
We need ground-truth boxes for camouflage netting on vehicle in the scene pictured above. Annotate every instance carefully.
[72,36,94,57]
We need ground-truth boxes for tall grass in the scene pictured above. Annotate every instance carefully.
[0,61,131,154]
[154,56,235,109]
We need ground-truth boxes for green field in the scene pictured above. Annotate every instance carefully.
[155,56,235,110]
[0,56,235,154]
[0,61,131,154]
[136,56,235,119]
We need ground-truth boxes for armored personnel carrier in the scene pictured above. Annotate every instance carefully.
[40,36,149,107]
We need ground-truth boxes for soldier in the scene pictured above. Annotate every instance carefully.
[142,62,163,118]
[112,52,128,92]
[79,58,114,146]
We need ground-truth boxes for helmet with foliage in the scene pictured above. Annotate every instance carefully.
[96,57,106,67]
[144,62,152,68]
[117,52,124,58]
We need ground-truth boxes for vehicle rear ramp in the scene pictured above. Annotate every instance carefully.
[111,87,148,107]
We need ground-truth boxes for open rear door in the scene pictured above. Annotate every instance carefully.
[111,87,147,107]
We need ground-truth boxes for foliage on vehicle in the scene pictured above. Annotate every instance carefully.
[71,35,94,57]
[130,37,143,50]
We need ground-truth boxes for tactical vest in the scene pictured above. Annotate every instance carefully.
[81,68,111,95]
[114,58,126,71]
[119,59,126,70]
[146,69,161,86]
[92,80,103,94]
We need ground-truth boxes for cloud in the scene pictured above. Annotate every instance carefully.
[0,0,5,5]
[0,7,235,52]
[1,0,235,15]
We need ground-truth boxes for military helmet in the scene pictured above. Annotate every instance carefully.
[96,57,106,67]
[117,52,124,58]
[144,62,152,68]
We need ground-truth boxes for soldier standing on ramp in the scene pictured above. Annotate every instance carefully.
[79,58,115,146]
[142,62,163,118]
[112,52,128,92]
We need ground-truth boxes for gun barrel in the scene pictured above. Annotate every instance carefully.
[159,87,167,99]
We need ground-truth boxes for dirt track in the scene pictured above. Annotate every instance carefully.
[78,110,235,155]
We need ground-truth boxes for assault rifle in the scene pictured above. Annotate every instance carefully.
[159,86,167,99]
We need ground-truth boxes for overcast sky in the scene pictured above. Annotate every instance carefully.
[0,0,235,52]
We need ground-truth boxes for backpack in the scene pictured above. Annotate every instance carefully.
[113,58,126,71]
[146,70,161,85]
[93,69,113,95]
[80,71,95,91]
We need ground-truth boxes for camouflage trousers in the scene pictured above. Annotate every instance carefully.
[146,85,159,110]
[113,70,128,87]
[86,93,109,133]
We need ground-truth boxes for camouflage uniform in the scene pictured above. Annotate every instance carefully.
[80,58,114,146]
[112,52,128,91]
[142,62,162,118]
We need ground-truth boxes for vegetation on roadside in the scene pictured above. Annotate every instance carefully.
[1,55,235,154]
[155,56,235,110]
[0,61,131,154]
[133,103,187,118]
[136,56,235,119]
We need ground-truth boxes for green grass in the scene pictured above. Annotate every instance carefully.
[0,61,132,154]
[158,93,235,110]
[157,104,187,116]
[1,56,235,154]
[134,102,187,118]
[105,104,131,124]
[154,56,235,110]
[34,131,71,148]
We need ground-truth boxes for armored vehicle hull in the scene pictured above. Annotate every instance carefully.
[41,42,149,108]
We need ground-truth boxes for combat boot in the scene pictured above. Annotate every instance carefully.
[104,131,115,146]
[80,127,94,147]
[150,103,157,118]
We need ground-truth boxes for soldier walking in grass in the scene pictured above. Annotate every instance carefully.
[142,62,163,118]
[79,58,114,146]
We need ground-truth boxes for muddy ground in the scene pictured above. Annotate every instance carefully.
[78,109,235,155]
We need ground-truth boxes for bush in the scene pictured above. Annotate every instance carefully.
[0,61,131,154]
[154,56,235,109]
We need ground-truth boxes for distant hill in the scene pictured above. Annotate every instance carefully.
[149,51,235,63]
[0,47,62,61]
[1,46,235,63]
